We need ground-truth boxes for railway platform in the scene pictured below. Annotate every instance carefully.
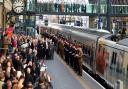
[45,52,104,89]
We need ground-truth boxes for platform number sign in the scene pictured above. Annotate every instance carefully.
[13,0,25,13]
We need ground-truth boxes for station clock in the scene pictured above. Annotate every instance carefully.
[13,0,25,13]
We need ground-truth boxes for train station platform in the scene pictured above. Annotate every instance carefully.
[45,52,99,89]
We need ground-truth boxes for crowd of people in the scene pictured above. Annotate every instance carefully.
[0,25,54,89]
[0,23,84,89]
[41,29,83,76]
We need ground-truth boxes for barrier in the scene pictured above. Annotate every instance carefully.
[82,70,106,89]
[0,48,8,49]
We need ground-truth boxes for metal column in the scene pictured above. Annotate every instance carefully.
[106,0,111,31]
[2,0,5,30]
[97,0,101,29]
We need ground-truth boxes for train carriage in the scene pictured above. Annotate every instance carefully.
[94,33,128,89]
[38,23,128,89]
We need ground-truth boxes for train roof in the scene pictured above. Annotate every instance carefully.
[55,24,112,39]
[117,38,128,47]
[41,23,112,40]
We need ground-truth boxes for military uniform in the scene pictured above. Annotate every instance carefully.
[64,41,68,64]
[59,40,64,59]
[75,49,79,73]
[68,44,73,66]
[77,47,83,76]
[49,42,54,59]
[72,46,77,71]
[57,39,60,54]
[66,43,70,65]
[70,45,75,68]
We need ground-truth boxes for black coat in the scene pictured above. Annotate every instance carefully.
[37,43,46,58]
[26,53,32,63]
[13,59,23,71]
[24,73,34,86]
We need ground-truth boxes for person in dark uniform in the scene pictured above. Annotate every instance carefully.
[89,46,94,67]
[56,38,60,54]
[42,40,46,59]
[66,41,70,65]
[37,40,42,59]
[45,39,49,60]
[73,45,78,72]
[53,36,58,51]
[74,45,79,72]
[64,40,68,63]
[49,41,54,59]
[71,45,77,70]
[59,39,64,59]
[68,43,72,66]
[70,44,75,68]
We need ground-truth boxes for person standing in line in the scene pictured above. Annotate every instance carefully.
[77,46,83,76]
[72,45,76,70]
[57,38,61,55]
[69,43,73,67]
[12,35,17,53]
[2,34,9,56]
[64,40,68,63]
[0,71,5,89]
[45,38,49,60]
[49,40,54,59]
[60,39,64,59]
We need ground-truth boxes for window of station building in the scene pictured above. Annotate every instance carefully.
[111,0,128,14]
[26,0,35,11]
[86,4,97,13]
[100,0,107,14]
[111,0,128,5]
[111,52,117,65]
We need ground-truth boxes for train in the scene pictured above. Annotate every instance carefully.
[38,23,128,89]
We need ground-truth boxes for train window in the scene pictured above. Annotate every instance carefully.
[111,52,117,64]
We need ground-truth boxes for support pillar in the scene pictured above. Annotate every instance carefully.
[0,6,3,28]
[3,0,5,30]
[106,0,111,31]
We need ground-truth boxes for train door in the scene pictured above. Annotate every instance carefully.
[122,52,128,77]
[82,39,95,69]
[99,43,128,89]
[110,51,117,70]
[109,50,124,73]
[116,51,124,73]
[104,49,124,83]
[96,44,109,75]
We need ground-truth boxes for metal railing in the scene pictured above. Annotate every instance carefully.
[111,4,128,14]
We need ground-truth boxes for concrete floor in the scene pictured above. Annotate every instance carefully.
[45,52,90,89]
